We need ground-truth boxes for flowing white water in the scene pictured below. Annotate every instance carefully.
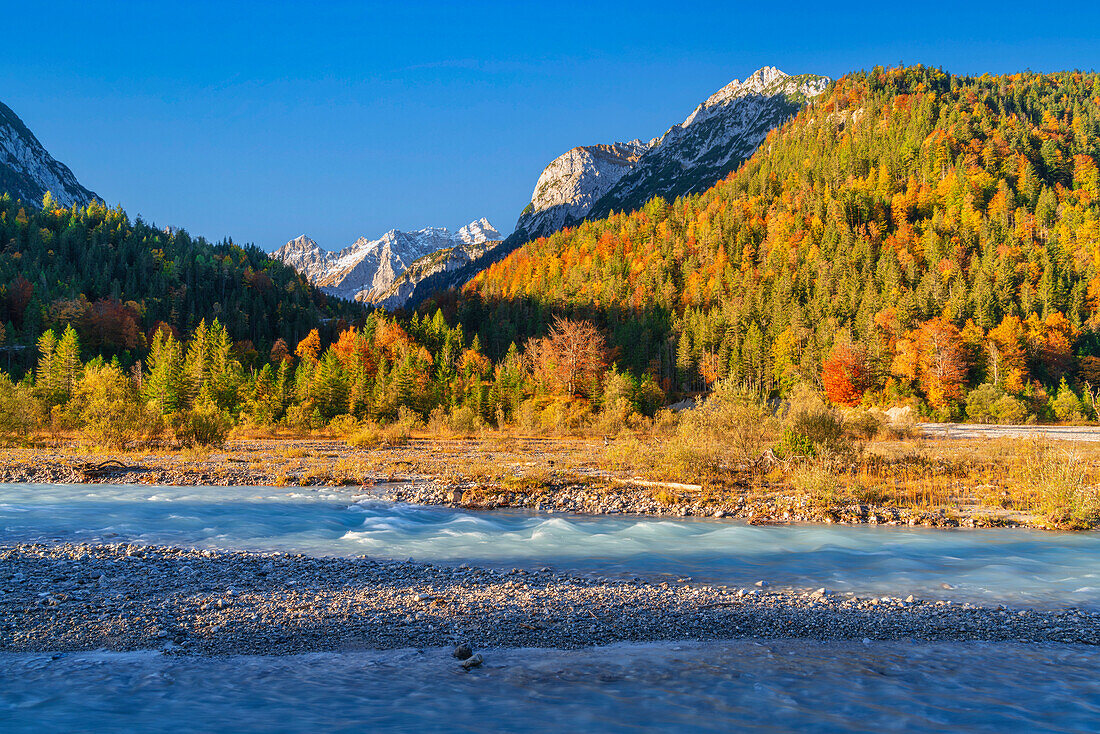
[1,483,1098,607]
[3,482,1099,732]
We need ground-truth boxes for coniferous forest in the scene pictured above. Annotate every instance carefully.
[455,66,1100,422]
[4,65,1100,443]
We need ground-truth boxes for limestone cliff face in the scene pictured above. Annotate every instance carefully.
[0,99,99,208]
[586,67,830,220]
[514,140,654,240]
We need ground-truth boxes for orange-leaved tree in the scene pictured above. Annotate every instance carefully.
[528,316,607,398]
[916,318,968,407]
[821,344,869,406]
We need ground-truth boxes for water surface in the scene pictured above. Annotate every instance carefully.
[2,641,1097,733]
[2,483,1099,608]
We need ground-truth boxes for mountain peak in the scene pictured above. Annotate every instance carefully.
[0,99,100,209]
[273,218,501,306]
[512,67,830,242]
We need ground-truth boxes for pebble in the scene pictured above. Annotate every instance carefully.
[453,643,473,660]
[461,653,484,670]
[3,541,1096,657]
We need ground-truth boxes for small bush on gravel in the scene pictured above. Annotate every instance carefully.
[965,384,1002,424]
[171,402,231,448]
[0,374,39,442]
[347,421,410,449]
[991,395,1029,424]
[776,384,854,459]
[73,363,160,449]
[843,409,883,441]
[327,414,360,436]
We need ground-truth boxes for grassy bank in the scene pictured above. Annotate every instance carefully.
[2,406,1098,529]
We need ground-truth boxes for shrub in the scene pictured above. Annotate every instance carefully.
[1051,380,1085,423]
[684,382,770,461]
[991,394,1029,424]
[844,409,883,441]
[347,420,410,449]
[172,402,231,447]
[774,428,818,459]
[396,406,424,432]
[283,404,319,433]
[604,436,643,472]
[448,404,483,434]
[648,383,772,480]
[327,414,360,436]
[72,363,158,449]
[781,384,852,459]
[965,383,1002,424]
[1015,440,1098,529]
[381,422,411,446]
[346,424,382,449]
[0,374,38,441]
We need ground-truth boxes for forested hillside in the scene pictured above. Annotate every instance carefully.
[0,195,360,371]
[454,66,1100,419]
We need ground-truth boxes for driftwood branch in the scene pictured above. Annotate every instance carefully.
[612,478,703,492]
[71,460,145,481]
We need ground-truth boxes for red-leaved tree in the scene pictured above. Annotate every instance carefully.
[821,344,870,406]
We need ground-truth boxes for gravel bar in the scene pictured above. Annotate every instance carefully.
[3,543,1097,655]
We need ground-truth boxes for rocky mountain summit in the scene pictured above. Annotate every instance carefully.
[584,66,830,221]
[0,100,100,208]
[273,218,502,307]
[515,67,829,241]
[403,66,829,308]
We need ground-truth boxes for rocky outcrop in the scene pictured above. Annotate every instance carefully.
[0,100,99,208]
[514,140,653,241]
[400,66,829,310]
[373,238,505,311]
[586,67,829,220]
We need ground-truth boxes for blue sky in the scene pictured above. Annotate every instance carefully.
[3,1,1099,251]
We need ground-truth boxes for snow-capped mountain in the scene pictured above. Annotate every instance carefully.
[514,66,829,240]
[0,99,100,208]
[372,237,503,311]
[273,218,502,306]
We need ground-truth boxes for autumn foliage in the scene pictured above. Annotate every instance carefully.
[821,345,869,406]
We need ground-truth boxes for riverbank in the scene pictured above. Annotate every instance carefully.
[1,429,1097,529]
[2,542,1098,656]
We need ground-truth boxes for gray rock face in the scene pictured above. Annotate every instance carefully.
[272,218,502,308]
[513,66,829,241]
[0,100,100,209]
[372,238,504,311]
[514,140,654,242]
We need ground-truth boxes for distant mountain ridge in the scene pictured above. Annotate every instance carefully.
[403,66,830,309]
[0,100,100,208]
[273,218,502,307]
